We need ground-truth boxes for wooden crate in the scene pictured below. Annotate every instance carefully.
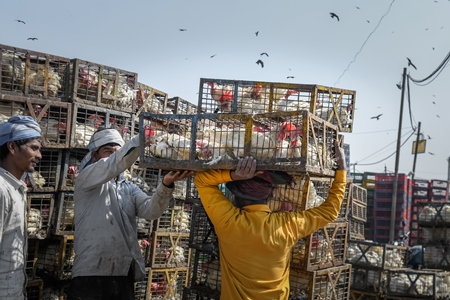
[349,183,368,205]
[149,232,190,268]
[350,289,383,300]
[67,58,137,112]
[347,240,407,270]
[26,239,39,280]
[291,222,348,271]
[349,219,365,240]
[22,148,62,192]
[147,268,189,299]
[269,175,349,221]
[52,192,75,235]
[139,110,339,176]
[59,148,89,191]
[289,264,352,300]
[26,279,44,300]
[0,95,72,148]
[27,193,54,240]
[386,268,450,299]
[350,201,367,222]
[198,78,356,132]
[36,235,75,280]
[153,199,193,233]
[350,265,386,294]
[0,43,70,100]
[70,102,133,148]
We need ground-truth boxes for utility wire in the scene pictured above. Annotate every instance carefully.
[350,127,410,134]
[354,129,416,166]
[406,77,416,130]
[408,49,450,85]
[334,0,396,86]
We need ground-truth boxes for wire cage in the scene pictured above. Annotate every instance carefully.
[135,267,150,300]
[197,78,356,132]
[182,287,220,300]
[26,239,39,280]
[36,235,75,281]
[0,95,71,148]
[59,148,89,191]
[349,290,383,300]
[153,198,193,233]
[346,240,407,270]
[148,232,191,268]
[349,219,365,241]
[416,202,450,226]
[0,43,70,100]
[26,279,44,300]
[422,245,450,270]
[139,111,339,176]
[53,192,75,235]
[27,193,54,240]
[147,268,189,299]
[70,102,133,148]
[67,58,137,112]
[189,203,218,250]
[167,97,199,115]
[188,248,222,297]
[289,263,352,300]
[290,222,348,271]
[350,266,387,294]
[22,148,62,192]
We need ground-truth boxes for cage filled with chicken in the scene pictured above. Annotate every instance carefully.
[188,248,222,297]
[52,192,75,235]
[290,222,348,271]
[346,240,407,270]
[189,203,218,250]
[416,226,450,245]
[149,232,191,268]
[0,96,71,148]
[349,290,383,300]
[26,239,39,280]
[135,268,150,300]
[22,148,62,192]
[59,148,89,191]
[126,162,161,195]
[147,268,188,300]
[27,193,54,240]
[167,96,199,115]
[289,263,351,300]
[385,268,450,299]
[417,202,450,226]
[153,199,193,233]
[268,175,349,221]
[70,102,133,148]
[139,110,339,175]
[36,235,75,281]
[198,78,356,132]
[1,43,70,99]
[349,219,365,241]
[135,82,169,115]
[67,58,137,112]
[422,245,450,270]
[350,265,387,294]
[26,279,44,300]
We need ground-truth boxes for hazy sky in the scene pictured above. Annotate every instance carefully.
[2,0,449,179]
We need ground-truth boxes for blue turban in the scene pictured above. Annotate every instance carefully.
[0,115,41,146]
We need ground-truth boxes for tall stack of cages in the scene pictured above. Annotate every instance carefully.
[429,179,449,202]
[347,183,368,241]
[346,240,408,297]
[0,44,70,100]
[66,58,138,113]
[134,267,189,300]
[410,179,431,246]
[196,78,356,133]
[373,173,411,244]
[138,110,340,176]
[362,172,376,240]
[413,201,450,270]
[35,235,75,281]
[385,268,450,299]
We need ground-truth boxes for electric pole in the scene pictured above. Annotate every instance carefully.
[411,122,421,181]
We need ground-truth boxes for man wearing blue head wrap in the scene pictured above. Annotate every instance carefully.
[68,128,195,300]
[0,115,42,299]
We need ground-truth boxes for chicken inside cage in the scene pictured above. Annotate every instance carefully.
[346,244,405,268]
[27,208,47,239]
[153,234,189,267]
[136,86,167,114]
[419,204,450,223]
[388,271,450,297]
[149,271,184,299]
[351,268,386,291]
[1,52,25,91]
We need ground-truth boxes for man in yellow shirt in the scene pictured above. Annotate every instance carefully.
[194,141,347,299]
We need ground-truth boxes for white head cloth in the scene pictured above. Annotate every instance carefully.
[79,128,125,171]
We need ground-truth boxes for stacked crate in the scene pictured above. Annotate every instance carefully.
[409,179,430,246]
[362,172,376,240]
[149,78,356,299]
[346,240,408,299]
[372,173,411,244]
[348,183,368,241]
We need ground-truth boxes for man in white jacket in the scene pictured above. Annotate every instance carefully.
[68,128,193,300]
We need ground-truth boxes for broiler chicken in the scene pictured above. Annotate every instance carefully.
[1,52,25,91]
[149,132,191,160]
[28,65,62,97]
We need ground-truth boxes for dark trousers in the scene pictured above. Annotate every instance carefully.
[67,268,135,300]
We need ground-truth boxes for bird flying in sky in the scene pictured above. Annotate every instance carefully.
[27,37,38,40]
[436,115,440,118]
[260,52,269,57]
[428,135,432,139]
[210,54,217,58]
[15,19,26,24]
[255,31,259,37]
[407,57,417,70]
[396,83,402,90]
[330,12,339,21]
[356,6,360,9]
[179,29,187,31]
[429,152,435,155]
[256,59,264,68]
[287,76,295,79]
[371,114,382,120]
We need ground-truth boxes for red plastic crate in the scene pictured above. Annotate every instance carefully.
[413,179,429,189]
[375,173,408,183]
[430,179,448,189]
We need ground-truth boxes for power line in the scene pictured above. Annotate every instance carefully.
[334,0,396,86]
[408,49,450,86]
[350,127,410,134]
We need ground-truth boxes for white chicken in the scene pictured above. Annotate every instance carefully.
[1,52,25,91]
[28,65,62,97]
[149,132,191,160]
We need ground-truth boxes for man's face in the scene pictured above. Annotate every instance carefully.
[92,144,121,162]
[14,139,42,173]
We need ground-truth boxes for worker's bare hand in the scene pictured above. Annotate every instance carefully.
[334,140,346,170]
[230,156,263,181]
[163,170,195,186]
